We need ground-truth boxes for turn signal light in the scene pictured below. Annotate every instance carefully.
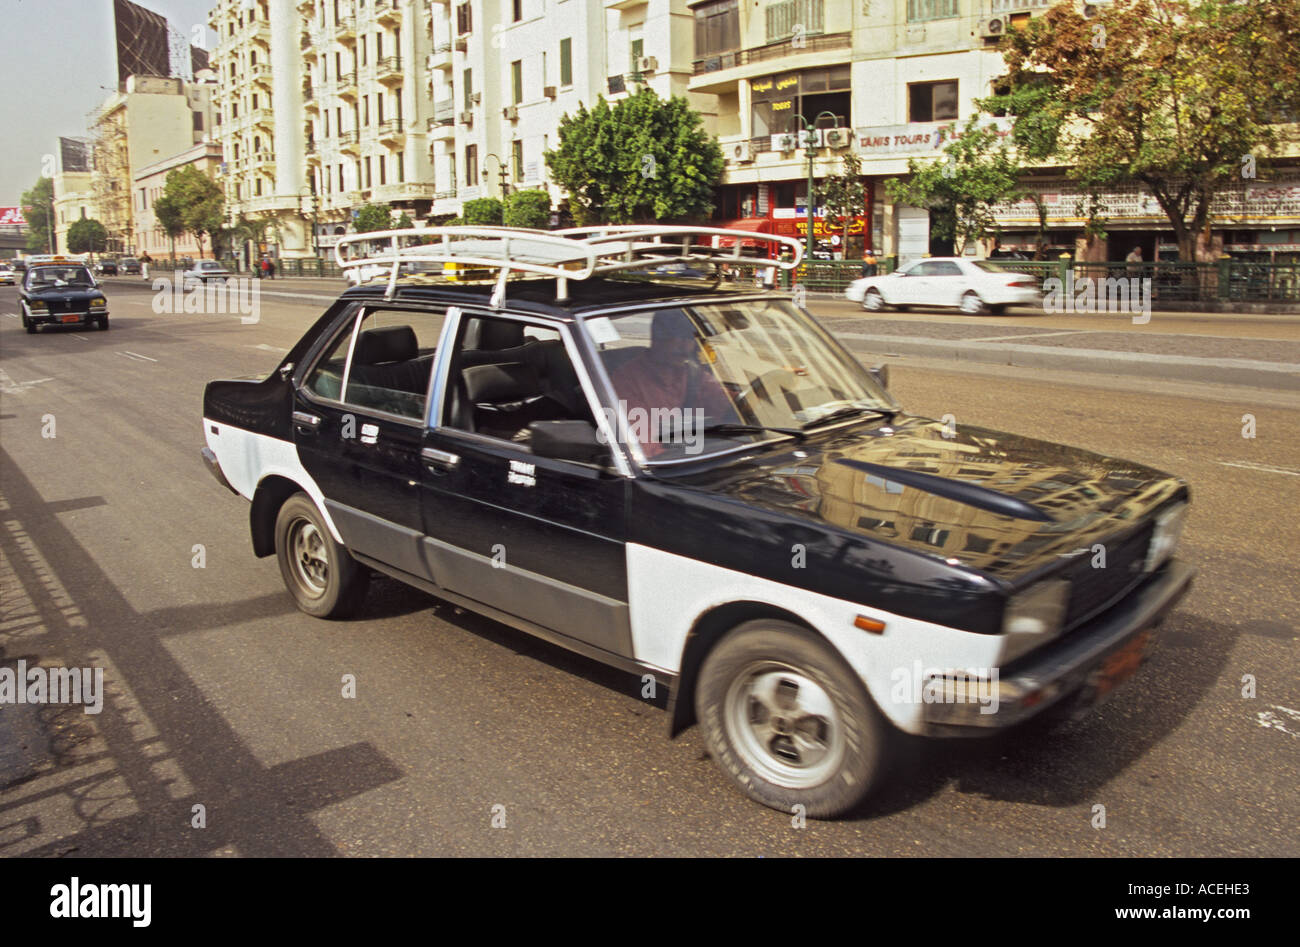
[854,615,887,634]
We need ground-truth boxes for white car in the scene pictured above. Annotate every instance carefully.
[182,260,232,287]
[846,257,1042,315]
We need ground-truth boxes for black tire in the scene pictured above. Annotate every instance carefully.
[273,492,368,619]
[988,304,1007,316]
[862,289,886,313]
[959,291,988,315]
[24,317,35,334]
[696,620,891,818]
[97,316,109,330]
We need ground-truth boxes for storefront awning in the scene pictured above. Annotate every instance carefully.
[715,218,773,247]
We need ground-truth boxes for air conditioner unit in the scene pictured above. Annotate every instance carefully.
[471,91,482,105]
[454,36,467,52]
[979,17,1006,39]
[635,56,658,74]
[458,110,474,124]
[771,133,797,153]
[730,140,753,163]
[543,85,557,99]
[503,105,519,121]
[798,127,823,148]
[823,128,852,149]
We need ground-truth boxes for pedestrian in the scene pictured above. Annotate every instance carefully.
[259,256,269,280]
[139,251,151,280]
[1125,245,1143,279]
[266,256,275,280]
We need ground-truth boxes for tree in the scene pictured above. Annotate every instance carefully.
[503,189,552,229]
[21,177,55,253]
[66,219,109,260]
[991,0,1300,261]
[462,198,503,226]
[153,195,186,265]
[162,165,224,258]
[884,116,1024,255]
[354,203,397,232]
[545,88,724,224]
[814,152,868,257]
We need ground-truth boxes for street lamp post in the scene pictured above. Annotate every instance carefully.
[483,153,510,200]
[299,185,320,265]
[795,110,841,261]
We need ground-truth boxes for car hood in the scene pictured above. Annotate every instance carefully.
[667,414,1186,585]
[25,286,101,299]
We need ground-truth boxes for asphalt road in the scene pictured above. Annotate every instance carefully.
[1,278,1296,857]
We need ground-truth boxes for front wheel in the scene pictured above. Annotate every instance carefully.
[23,315,35,334]
[97,315,110,330]
[863,289,886,312]
[274,493,369,618]
[696,620,891,818]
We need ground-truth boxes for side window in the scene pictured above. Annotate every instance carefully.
[443,314,593,445]
[304,307,446,420]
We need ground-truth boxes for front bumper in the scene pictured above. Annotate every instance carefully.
[26,310,102,326]
[920,559,1195,733]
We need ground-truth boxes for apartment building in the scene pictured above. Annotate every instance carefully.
[52,171,98,257]
[90,75,217,254]
[133,142,226,259]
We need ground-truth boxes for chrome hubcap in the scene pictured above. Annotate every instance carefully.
[961,293,982,314]
[724,662,845,789]
[864,292,884,311]
[290,519,328,597]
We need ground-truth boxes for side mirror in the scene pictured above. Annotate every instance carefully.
[530,420,610,465]
[869,363,889,390]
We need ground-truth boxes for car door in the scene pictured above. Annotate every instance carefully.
[922,260,964,307]
[889,261,929,304]
[418,308,635,659]
[294,301,449,582]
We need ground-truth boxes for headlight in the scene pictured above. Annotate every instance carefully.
[90,297,107,306]
[29,300,48,311]
[1145,502,1188,572]
[1001,579,1070,662]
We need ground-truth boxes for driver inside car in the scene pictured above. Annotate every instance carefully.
[615,309,735,457]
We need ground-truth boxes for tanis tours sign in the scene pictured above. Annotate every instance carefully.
[854,118,1013,157]
[991,178,1300,226]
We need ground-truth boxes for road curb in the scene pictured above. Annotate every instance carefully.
[836,333,1300,391]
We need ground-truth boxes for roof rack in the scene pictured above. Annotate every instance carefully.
[333,225,804,307]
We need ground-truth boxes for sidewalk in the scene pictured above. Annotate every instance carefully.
[809,303,1300,391]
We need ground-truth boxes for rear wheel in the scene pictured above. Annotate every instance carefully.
[696,620,891,818]
[960,291,988,315]
[274,493,368,618]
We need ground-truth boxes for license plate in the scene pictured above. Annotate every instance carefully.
[61,314,82,323]
[1086,630,1152,703]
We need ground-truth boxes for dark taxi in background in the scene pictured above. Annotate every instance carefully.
[20,262,110,332]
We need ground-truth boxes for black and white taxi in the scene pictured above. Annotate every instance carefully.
[201,227,1194,817]
[20,261,110,332]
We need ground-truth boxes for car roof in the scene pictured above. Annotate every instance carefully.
[338,275,784,322]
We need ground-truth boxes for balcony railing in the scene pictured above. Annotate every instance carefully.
[377,0,402,26]
[692,31,850,76]
[378,119,404,142]
[433,97,455,122]
[376,56,403,84]
[991,0,1053,11]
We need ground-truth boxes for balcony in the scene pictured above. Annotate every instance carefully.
[337,71,358,101]
[250,150,276,168]
[433,97,455,123]
[376,56,403,86]
[334,15,357,44]
[376,1,403,27]
[300,29,313,51]
[378,119,405,146]
[249,62,272,88]
[430,43,453,71]
[303,84,318,111]
[690,31,852,91]
[249,108,273,130]
[339,130,361,154]
[305,140,320,164]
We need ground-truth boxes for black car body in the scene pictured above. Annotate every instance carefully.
[20,263,110,332]
[96,259,119,276]
[119,257,142,275]
[201,227,1194,817]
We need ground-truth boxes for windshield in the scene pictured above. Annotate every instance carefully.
[590,298,897,463]
[27,266,94,288]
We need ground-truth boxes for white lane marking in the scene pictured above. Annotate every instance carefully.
[0,368,54,394]
[963,329,1088,343]
[1218,461,1300,477]
[1256,705,1300,739]
[115,350,158,363]
[4,312,16,319]
[252,343,288,353]
[69,334,89,342]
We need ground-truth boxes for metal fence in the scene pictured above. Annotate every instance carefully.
[983,259,1300,304]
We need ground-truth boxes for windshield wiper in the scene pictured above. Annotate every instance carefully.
[800,405,898,431]
[702,423,806,442]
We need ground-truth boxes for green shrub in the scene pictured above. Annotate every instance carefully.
[462,198,503,226]
[503,189,552,229]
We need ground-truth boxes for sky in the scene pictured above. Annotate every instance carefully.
[0,0,216,208]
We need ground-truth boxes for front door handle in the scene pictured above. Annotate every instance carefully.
[293,410,321,432]
[421,447,460,471]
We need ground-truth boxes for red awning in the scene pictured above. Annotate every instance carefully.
[715,218,773,248]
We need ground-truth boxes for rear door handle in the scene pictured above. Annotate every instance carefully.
[421,447,460,471]
[293,411,321,432]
